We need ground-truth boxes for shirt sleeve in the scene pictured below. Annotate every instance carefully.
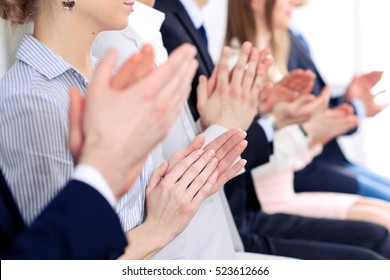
[72,164,117,208]
[0,90,73,225]
[257,118,275,142]
[351,98,367,120]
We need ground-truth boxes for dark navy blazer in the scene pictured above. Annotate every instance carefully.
[0,169,127,259]
[288,30,359,194]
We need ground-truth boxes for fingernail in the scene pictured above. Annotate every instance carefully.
[211,172,218,181]
[196,149,204,156]
[210,158,218,167]
[206,149,215,158]
[251,49,258,59]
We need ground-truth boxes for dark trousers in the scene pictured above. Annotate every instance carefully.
[239,211,390,260]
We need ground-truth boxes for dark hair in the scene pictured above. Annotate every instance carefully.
[225,0,290,80]
[225,0,256,46]
[1,0,35,24]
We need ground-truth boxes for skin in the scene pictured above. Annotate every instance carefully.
[137,0,156,7]
[194,0,209,9]
[27,0,248,260]
[57,2,247,259]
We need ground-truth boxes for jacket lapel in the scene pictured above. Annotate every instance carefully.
[171,2,215,75]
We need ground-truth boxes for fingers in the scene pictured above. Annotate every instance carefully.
[168,133,206,172]
[68,87,85,160]
[185,158,218,199]
[173,149,216,188]
[216,47,231,93]
[318,85,331,107]
[215,158,247,188]
[89,48,118,94]
[257,55,273,77]
[162,59,198,122]
[216,139,248,175]
[280,69,304,87]
[147,161,169,194]
[332,115,359,134]
[152,46,198,125]
[146,44,197,97]
[251,65,267,102]
[242,48,259,94]
[156,45,198,103]
[281,70,315,94]
[292,94,316,109]
[111,45,155,89]
[163,149,211,183]
[213,130,247,162]
[333,103,354,115]
[203,128,241,152]
[197,75,209,112]
[208,65,219,95]
[190,169,219,210]
[365,71,383,83]
[258,82,273,103]
[231,42,252,87]
[300,71,316,94]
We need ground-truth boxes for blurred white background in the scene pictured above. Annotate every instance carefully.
[1,0,390,177]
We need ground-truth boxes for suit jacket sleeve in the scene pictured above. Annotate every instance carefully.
[3,180,127,260]
[242,120,273,169]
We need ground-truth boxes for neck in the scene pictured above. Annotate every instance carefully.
[254,16,271,50]
[33,12,97,80]
[194,0,207,9]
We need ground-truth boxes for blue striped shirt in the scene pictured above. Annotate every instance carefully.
[0,35,149,228]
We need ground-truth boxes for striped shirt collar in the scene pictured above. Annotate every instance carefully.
[16,35,97,82]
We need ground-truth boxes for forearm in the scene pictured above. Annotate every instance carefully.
[120,222,172,260]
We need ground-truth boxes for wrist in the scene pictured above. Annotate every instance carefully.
[298,124,308,137]
[79,138,126,200]
[301,122,314,138]
[123,221,173,259]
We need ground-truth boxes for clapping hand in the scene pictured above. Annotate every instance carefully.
[68,44,198,199]
[258,69,316,114]
[302,103,359,146]
[270,85,330,128]
[345,71,388,117]
[197,42,272,131]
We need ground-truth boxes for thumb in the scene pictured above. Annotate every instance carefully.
[259,82,273,102]
[319,85,331,108]
[197,75,209,112]
[147,161,169,194]
[89,48,118,94]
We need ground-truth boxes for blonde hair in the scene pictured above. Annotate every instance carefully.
[225,0,290,82]
[0,0,37,24]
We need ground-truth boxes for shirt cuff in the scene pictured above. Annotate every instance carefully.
[351,98,367,120]
[257,118,274,142]
[72,164,117,208]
